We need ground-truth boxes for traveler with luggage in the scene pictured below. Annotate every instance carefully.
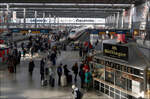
[28,59,35,76]
[50,51,56,66]
[61,71,67,87]
[18,51,21,64]
[72,62,78,83]
[40,59,45,81]
[57,64,62,86]
[72,85,83,99]
[47,62,55,87]
[63,65,70,83]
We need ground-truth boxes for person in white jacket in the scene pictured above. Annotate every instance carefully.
[72,85,82,99]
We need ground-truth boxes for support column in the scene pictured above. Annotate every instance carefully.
[113,13,116,28]
[23,8,26,28]
[121,9,125,29]
[43,12,45,28]
[116,12,120,29]
[34,11,37,28]
[6,4,9,30]
[129,4,134,29]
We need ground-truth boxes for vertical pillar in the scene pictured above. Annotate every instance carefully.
[129,4,134,29]
[6,4,9,30]
[116,12,120,29]
[43,12,45,28]
[34,11,37,28]
[121,9,125,29]
[113,13,116,28]
[23,8,26,28]
[49,14,51,28]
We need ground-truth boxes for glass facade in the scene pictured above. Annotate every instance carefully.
[92,57,145,99]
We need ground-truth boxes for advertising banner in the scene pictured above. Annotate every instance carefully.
[103,43,128,61]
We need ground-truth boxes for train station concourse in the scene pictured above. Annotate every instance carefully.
[0,0,150,99]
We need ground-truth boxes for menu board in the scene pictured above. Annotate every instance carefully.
[103,43,128,61]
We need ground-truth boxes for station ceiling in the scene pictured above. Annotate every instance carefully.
[0,0,146,18]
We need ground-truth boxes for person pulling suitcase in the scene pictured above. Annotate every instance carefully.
[61,72,67,87]
[49,65,55,87]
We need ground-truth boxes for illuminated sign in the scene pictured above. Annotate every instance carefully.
[31,31,40,34]
[103,43,128,61]
[76,19,94,22]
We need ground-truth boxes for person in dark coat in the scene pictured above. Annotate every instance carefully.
[63,65,70,82]
[28,59,35,76]
[40,58,45,67]
[18,51,21,64]
[72,62,78,83]
[50,51,56,66]
[13,56,17,73]
[40,59,45,81]
[79,46,83,57]
[57,64,62,85]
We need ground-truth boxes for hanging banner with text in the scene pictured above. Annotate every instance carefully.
[103,43,128,61]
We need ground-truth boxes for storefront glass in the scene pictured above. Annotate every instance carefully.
[115,71,127,89]
[93,64,105,80]
[105,67,114,84]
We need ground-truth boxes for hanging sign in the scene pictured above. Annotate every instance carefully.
[103,43,128,61]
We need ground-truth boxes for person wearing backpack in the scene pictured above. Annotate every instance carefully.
[57,64,62,86]
[85,69,92,91]
[72,85,83,99]
[72,62,78,83]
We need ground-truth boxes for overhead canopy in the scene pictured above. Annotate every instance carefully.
[0,0,145,4]
[0,0,146,18]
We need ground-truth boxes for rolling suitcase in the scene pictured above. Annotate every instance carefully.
[41,80,48,86]
[61,74,67,87]
[50,77,55,87]
[68,74,72,84]
[49,76,55,87]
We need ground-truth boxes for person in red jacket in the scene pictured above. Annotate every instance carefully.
[83,63,90,73]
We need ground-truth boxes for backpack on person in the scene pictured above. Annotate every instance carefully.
[41,79,48,86]
[76,89,83,99]
[45,67,49,75]
[49,76,55,87]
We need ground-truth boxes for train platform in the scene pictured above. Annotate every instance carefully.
[0,43,110,99]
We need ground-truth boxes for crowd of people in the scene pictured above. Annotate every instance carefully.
[6,33,94,99]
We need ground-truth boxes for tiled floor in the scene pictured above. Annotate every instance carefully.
[0,49,110,99]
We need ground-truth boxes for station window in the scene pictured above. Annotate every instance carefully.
[110,87,114,91]
[127,67,131,73]
[121,97,127,99]
[123,66,127,72]
[110,91,114,98]
[127,79,132,91]
[94,80,99,91]
[105,88,109,95]
[115,71,126,89]
[115,94,120,99]
[134,69,140,76]
[101,83,104,87]
[121,92,127,98]
[100,86,104,93]
[105,85,109,89]
[105,71,114,84]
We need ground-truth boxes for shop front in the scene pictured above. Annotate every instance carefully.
[91,43,147,99]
